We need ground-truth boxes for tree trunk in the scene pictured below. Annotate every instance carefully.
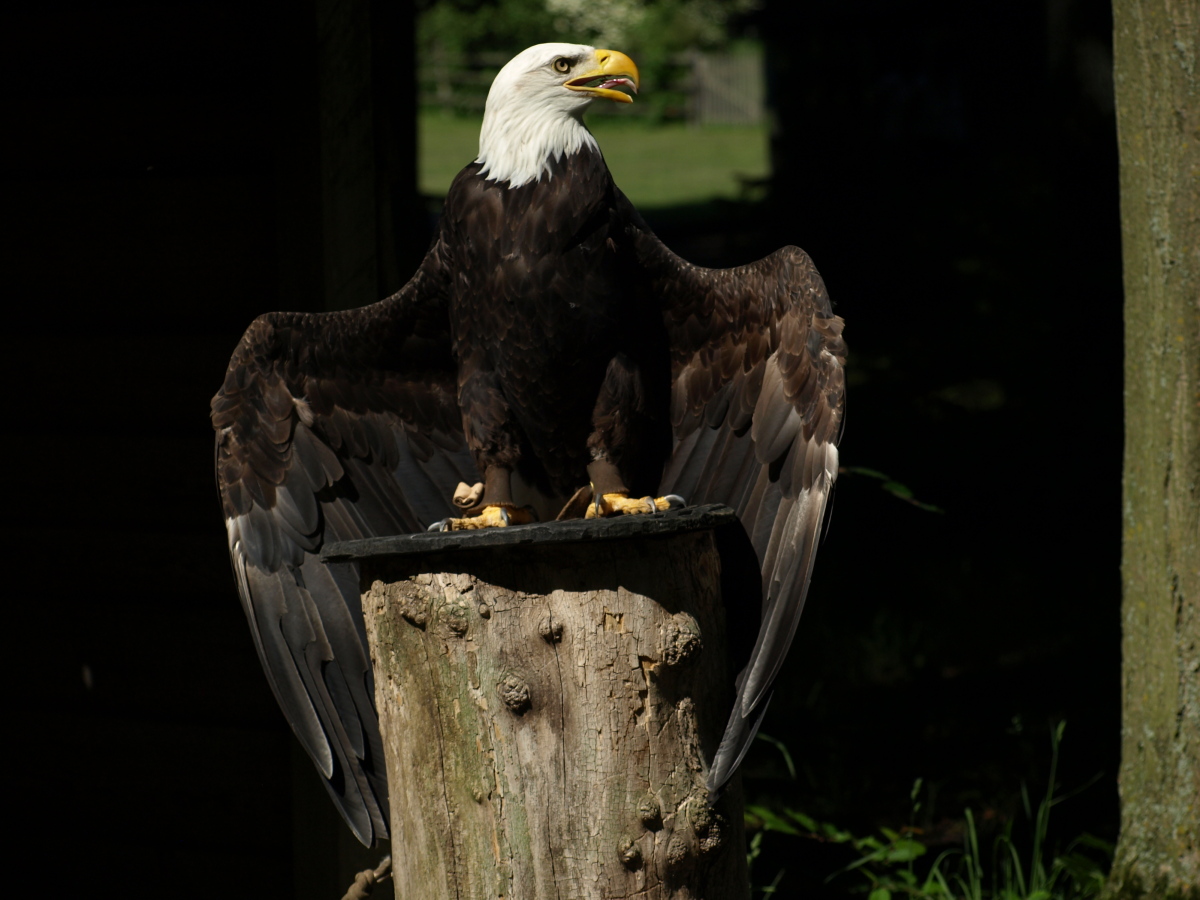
[1109,1,1200,897]
[334,506,750,900]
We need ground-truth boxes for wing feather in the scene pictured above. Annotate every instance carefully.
[632,218,846,799]
[212,247,478,844]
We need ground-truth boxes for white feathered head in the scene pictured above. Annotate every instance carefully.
[476,43,639,187]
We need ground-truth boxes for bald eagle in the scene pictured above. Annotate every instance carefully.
[212,43,845,845]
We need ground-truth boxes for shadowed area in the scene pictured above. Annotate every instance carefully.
[7,1,1120,897]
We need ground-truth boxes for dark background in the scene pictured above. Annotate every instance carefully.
[5,0,1121,896]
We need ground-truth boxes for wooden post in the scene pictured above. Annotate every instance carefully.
[324,505,750,900]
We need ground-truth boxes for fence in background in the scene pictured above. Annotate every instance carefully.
[420,47,765,125]
[688,50,764,126]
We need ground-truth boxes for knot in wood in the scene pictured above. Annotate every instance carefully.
[637,794,662,829]
[665,832,691,869]
[436,588,471,635]
[538,615,564,643]
[697,813,725,855]
[617,837,642,870]
[688,800,714,835]
[660,612,702,666]
[497,673,531,713]
[385,581,429,628]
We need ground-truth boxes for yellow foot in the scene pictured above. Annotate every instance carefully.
[428,504,537,532]
[584,492,685,519]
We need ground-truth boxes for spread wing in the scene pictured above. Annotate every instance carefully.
[632,224,846,797]
[211,247,478,844]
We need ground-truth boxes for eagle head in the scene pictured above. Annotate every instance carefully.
[477,43,639,188]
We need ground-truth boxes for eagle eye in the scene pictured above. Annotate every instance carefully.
[552,57,571,74]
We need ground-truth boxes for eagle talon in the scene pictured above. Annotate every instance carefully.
[586,491,688,518]
[432,503,536,531]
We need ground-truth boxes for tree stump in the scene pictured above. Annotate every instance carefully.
[324,504,750,900]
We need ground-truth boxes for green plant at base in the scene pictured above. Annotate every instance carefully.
[745,724,1111,899]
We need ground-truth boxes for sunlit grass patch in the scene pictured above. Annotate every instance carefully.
[418,109,770,209]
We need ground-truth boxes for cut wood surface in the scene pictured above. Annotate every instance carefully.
[332,505,750,899]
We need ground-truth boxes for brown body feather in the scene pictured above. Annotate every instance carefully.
[444,152,673,498]
[212,144,845,842]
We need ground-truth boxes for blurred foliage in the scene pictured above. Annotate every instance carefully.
[416,0,760,113]
[416,0,758,54]
[417,0,552,56]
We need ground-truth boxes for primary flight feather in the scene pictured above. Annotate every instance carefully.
[212,43,845,845]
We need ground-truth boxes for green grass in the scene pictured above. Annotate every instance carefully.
[745,724,1112,900]
[419,109,770,209]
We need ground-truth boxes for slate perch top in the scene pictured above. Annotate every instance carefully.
[321,503,739,563]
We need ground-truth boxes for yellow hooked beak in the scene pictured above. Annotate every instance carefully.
[564,49,639,104]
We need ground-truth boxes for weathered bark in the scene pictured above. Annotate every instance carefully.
[345,508,750,899]
[1109,0,1200,897]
